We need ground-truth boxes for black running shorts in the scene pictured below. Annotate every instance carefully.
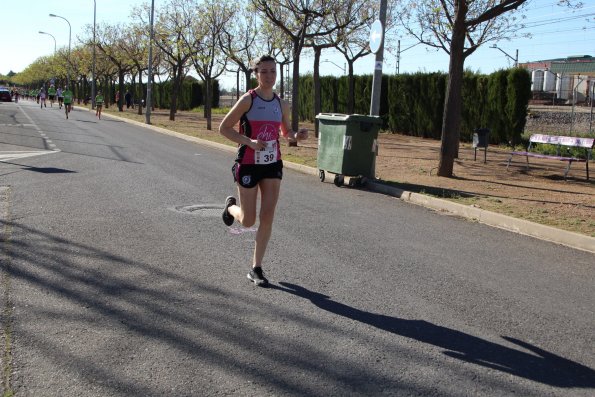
[232,161,283,188]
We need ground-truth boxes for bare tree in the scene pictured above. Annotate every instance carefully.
[94,22,134,111]
[262,19,294,100]
[119,22,149,115]
[399,0,582,177]
[184,0,233,130]
[219,1,263,99]
[153,0,194,121]
[130,3,165,113]
[69,46,93,103]
[251,0,351,146]
[334,0,398,114]
[310,0,376,129]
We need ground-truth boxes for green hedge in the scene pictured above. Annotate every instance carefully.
[298,68,530,144]
[119,79,220,111]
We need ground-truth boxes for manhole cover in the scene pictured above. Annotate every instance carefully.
[171,204,223,217]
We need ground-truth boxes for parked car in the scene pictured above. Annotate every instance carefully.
[0,88,12,102]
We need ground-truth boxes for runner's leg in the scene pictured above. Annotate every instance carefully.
[229,185,258,227]
[252,178,280,267]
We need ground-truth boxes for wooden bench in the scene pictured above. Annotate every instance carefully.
[507,134,594,180]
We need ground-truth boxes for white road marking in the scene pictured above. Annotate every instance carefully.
[15,104,61,152]
[0,150,58,162]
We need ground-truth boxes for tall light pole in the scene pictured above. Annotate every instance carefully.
[490,44,518,67]
[39,31,57,54]
[92,0,96,110]
[322,59,346,76]
[395,40,421,74]
[49,13,71,88]
[145,0,155,125]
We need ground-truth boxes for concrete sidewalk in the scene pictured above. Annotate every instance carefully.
[79,108,595,254]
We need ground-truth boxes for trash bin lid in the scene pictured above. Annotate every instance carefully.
[474,128,490,134]
[316,113,382,124]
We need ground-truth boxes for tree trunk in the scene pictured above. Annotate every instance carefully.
[169,63,183,121]
[289,39,301,147]
[313,47,321,137]
[347,61,355,114]
[83,77,88,104]
[279,63,285,99]
[118,69,125,112]
[437,1,467,178]
[206,77,212,131]
[244,70,251,91]
[104,77,109,108]
[236,69,240,101]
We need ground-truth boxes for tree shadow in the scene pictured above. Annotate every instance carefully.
[378,181,476,199]
[1,221,401,396]
[273,282,595,389]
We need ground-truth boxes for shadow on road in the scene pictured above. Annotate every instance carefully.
[0,221,403,396]
[272,282,595,389]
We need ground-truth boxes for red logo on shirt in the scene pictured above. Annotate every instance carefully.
[258,124,278,141]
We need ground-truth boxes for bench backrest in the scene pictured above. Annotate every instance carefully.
[529,134,595,149]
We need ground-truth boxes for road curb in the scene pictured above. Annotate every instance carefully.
[94,109,595,254]
[367,181,595,254]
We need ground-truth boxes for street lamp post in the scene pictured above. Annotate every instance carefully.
[322,59,346,75]
[395,40,421,74]
[49,13,71,88]
[490,44,518,67]
[39,31,57,54]
[92,0,96,110]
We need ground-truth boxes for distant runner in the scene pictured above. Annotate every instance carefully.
[48,85,56,107]
[57,87,64,109]
[63,86,73,119]
[95,91,104,119]
[39,86,46,108]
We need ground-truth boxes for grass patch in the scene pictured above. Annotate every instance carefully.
[189,106,232,115]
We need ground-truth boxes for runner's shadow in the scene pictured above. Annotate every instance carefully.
[0,161,76,174]
[273,282,595,388]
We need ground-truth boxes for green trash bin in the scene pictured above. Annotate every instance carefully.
[316,113,382,187]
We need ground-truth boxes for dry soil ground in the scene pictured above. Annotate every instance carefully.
[98,106,594,237]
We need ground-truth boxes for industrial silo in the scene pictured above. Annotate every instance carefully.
[543,70,556,92]
[531,70,544,92]
[556,74,572,100]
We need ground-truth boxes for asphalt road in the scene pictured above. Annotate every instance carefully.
[1,99,594,396]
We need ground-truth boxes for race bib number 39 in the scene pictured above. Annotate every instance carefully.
[255,140,278,164]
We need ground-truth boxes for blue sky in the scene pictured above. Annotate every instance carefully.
[2,0,594,89]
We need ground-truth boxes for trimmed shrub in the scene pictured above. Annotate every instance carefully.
[295,68,529,143]
[506,68,532,145]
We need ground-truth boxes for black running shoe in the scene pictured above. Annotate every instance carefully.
[222,196,236,226]
[247,267,269,287]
